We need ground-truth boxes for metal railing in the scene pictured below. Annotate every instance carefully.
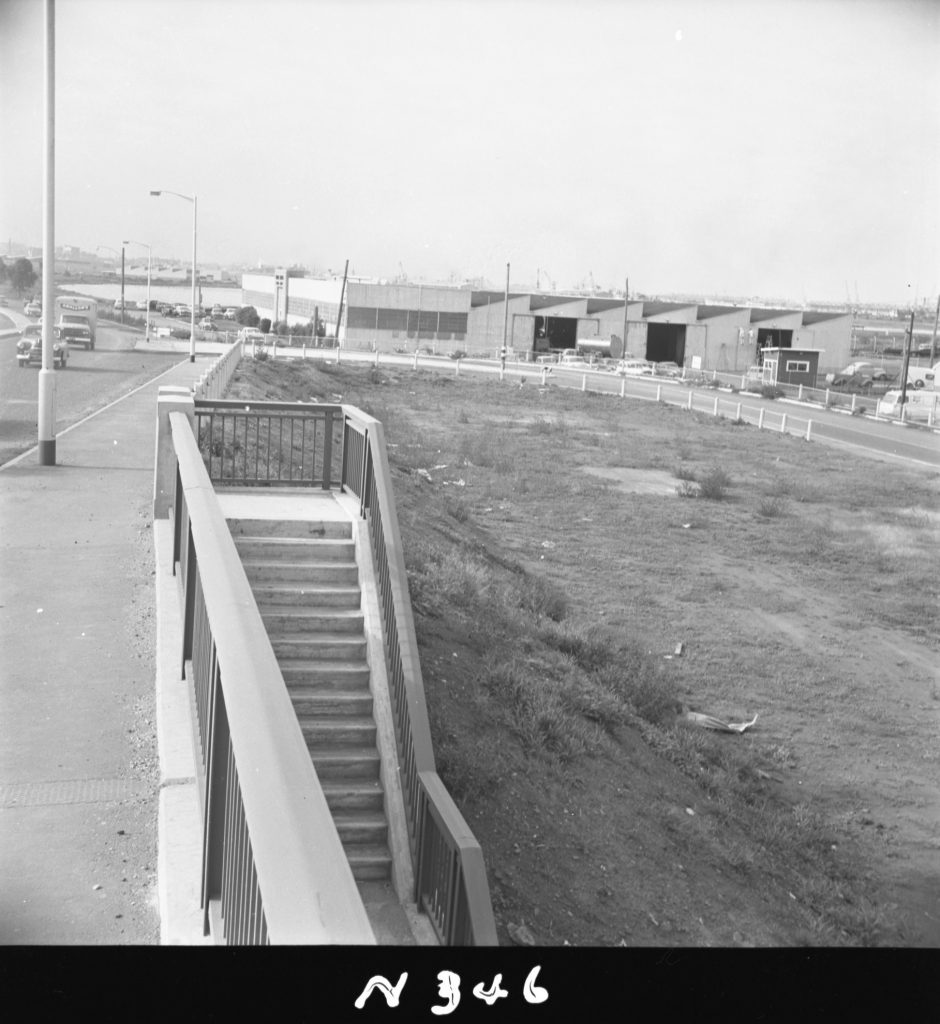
[341,408,498,946]
[169,411,375,945]
[194,399,342,487]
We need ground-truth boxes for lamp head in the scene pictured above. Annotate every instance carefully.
[149,190,162,196]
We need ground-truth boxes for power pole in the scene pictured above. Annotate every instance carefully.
[899,309,915,410]
[621,277,629,360]
[120,244,125,325]
[501,262,509,366]
[335,259,349,347]
[930,294,939,365]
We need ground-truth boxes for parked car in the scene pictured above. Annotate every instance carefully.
[828,370,878,391]
[877,389,940,422]
[210,304,224,317]
[615,359,655,376]
[199,318,217,331]
[224,307,239,318]
[653,361,682,378]
[25,301,42,317]
[174,304,191,317]
[17,324,68,368]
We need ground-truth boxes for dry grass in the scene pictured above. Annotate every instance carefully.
[224,357,940,946]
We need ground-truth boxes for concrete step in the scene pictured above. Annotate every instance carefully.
[280,658,371,686]
[228,518,352,540]
[234,536,356,562]
[301,717,377,747]
[345,844,393,882]
[321,779,386,814]
[310,747,381,780]
[261,607,364,634]
[272,634,368,662]
[242,559,360,585]
[334,812,389,846]
[289,689,374,717]
[254,583,362,609]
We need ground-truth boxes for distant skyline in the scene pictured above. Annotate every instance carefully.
[1,0,937,305]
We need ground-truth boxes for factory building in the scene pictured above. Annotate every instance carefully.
[240,273,852,373]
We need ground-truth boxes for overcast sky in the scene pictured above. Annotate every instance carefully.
[1,0,937,304]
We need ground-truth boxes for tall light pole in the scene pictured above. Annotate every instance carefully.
[150,189,197,362]
[39,0,56,466]
[124,239,152,341]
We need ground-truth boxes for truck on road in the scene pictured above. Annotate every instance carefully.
[54,296,98,350]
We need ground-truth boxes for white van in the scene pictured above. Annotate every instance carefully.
[877,389,940,423]
[905,364,936,389]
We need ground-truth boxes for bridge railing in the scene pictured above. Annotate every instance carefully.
[193,399,342,487]
[168,410,375,945]
[341,409,498,946]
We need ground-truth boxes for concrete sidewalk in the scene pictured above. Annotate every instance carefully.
[0,356,208,943]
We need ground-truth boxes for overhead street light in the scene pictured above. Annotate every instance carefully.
[123,239,152,342]
[150,189,197,362]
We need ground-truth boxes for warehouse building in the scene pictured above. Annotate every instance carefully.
[240,272,853,373]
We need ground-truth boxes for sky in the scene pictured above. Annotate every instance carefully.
[1,0,938,305]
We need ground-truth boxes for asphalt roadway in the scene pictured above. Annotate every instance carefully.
[0,353,207,944]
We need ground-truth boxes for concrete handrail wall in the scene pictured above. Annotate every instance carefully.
[340,408,498,945]
[167,409,375,944]
[192,339,244,399]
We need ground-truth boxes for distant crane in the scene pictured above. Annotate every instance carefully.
[536,267,555,291]
[397,262,408,284]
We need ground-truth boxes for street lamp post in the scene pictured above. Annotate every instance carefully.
[123,239,152,342]
[150,189,197,362]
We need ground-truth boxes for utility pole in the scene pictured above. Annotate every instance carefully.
[335,259,349,347]
[621,276,629,360]
[930,294,939,365]
[501,262,509,366]
[898,309,915,411]
[120,244,125,325]
[38,0,56,466]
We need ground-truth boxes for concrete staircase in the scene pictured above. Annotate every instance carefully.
[227,516,393,884]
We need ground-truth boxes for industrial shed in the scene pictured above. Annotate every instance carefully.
[239,273,853,373]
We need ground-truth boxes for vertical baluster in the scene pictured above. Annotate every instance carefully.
[265,416,272,482]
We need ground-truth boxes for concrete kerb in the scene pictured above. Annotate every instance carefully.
[154,516,211,945]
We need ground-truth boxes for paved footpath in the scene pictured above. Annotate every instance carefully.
[0,357,206,943]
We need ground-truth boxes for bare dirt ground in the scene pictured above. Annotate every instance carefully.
[227,358,940,947]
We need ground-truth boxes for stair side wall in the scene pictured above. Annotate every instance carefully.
[350,516,419,908]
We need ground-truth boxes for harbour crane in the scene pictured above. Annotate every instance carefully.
[536,267,555,291]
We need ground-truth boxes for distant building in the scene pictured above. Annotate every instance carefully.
[240,273,853,372]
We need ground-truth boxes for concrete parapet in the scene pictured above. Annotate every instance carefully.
[153,387,195,518]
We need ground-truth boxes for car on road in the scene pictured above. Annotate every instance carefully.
[224,307,239,318]
[615,359,655,376]
[25,301,42,317]
[211,304,224,317]
[17,324,68,368]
